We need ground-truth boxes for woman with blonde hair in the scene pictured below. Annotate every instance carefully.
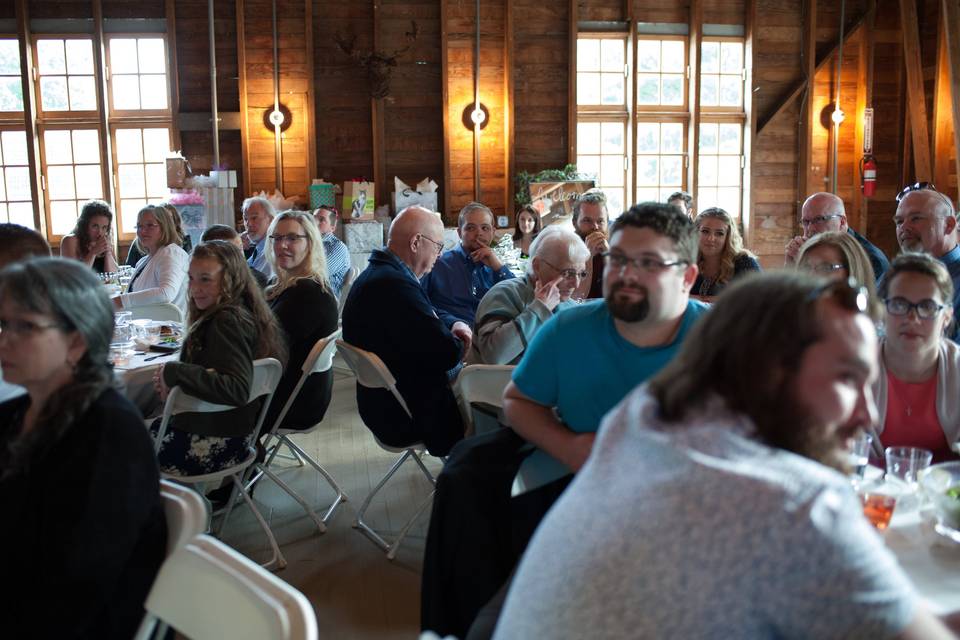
[113,204,189,313]
[152,240,286,475]
[263,211,340,430]
[692,207,760,299]
[797,231,880,315]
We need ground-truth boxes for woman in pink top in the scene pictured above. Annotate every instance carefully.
[872,253,960,462]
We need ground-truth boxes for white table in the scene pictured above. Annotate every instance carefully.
[113,349,179,416]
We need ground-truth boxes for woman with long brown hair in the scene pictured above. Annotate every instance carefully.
[60,199,118,273]
[692,207,760,300]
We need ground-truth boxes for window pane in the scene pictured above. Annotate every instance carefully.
[142,128,170,162]
[659,188,678,203]
[637,124,659,153]
[600,73,624,105]
[0,40,20,74]
[661,156,682,186]
[40,77,69,111]
[700,76,718,106]
[140,75,168,109]
[577,155,600,180]
[44,130,74,164]
[637,41,660,72]
[68,75,97,110]
[6,166,31,200]
[577,72,601,105]
[577,123,601,154]
[600,155,623,186]
[577,40,600,72]
[138,39,166,74]
[110,39,139,74]
[2,131,28,165]
[65,40,94,74]
[661,75,683,105]
[0,77,23,112]
[118,164,146,198]
[113,75,141,110]
[37,40,66,75]
[50,200,77,235]
[145,163,167,198]
[661,123,683,154]
[699,123,719,154]
[600,122,624,154]
[719,75,742,107]
[661,41,684,73]
[120,199,145,233]
[635,187,659,204]
[720,43,743,73]
[719,124,742,153]
[9,202,35,228]
[600,40,623,72]
[717,158,741,186]
[115,128,144,163]
[75,165,104,199]
[701,42,719,73]
[47,165,77,199]
[637,76,659,105]
[605,190,623,217]
[697,187,718,211]
[637,157,659,186]
[72,129,101,164]
[0,172,5,199]
[717,187,741,216]
[698,156,718,186]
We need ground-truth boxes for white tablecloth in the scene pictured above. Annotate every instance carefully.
[113,350,179,416]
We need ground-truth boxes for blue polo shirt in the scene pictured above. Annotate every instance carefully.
[938,244,960,340]
[847,228,889,283]
[421,243,515,326]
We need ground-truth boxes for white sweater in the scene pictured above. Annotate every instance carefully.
[119,243,189,314]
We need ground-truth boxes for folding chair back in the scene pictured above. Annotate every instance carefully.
[267,329,341,431]
[128,302,184,323]
[337,266,360,318]
[159,479,208,555]
[335,339,412,418]
[454,364,515,434]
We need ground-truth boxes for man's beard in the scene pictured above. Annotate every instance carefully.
[606,282,649,322]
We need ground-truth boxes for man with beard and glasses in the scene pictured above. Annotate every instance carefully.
[503,202,709,494]
[572,189,610,300]
[495,273,959,640]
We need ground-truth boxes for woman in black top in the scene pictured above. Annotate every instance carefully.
[263,211,339,430]
[692,207,761,300]
[60,199,119,274]
[0,258,166,638]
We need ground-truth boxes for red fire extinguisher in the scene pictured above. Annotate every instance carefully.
[861,155,877,198]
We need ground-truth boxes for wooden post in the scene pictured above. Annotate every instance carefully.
[568,0,578,164]
[853,2,875,235]
[165,0,181,150]
[15,0,43,235]
[91,0,114,207]
[797,0,817,215]
[372,0,386,207]
[898,0,933,181]
[441,0,451,216]
[505,0,515,224]
[687,0,702,198]
[237,0,251,200]
[305,0,317,185]
[743,0,756,244]
[942,0,960,197]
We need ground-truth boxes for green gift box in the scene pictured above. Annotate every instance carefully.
[309,182,336,209]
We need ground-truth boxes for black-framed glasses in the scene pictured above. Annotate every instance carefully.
[417,233,444,255]
[602,252,688,274]
[799,214,843,228]
[135,223,160,231]
[0,318,62,337]
[806,277,869,314]
[883,297,945,319]
[896,182,937,203]
[804,262,846,275]
[540,258,588,281]
[269,233,308,244]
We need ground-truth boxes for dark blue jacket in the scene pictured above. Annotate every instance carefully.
[342,249,465,455]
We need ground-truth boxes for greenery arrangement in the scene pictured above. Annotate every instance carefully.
[514,164,588,206]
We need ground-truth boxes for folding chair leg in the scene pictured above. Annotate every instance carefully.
[224,472,287,570]
[386,489,435,561]
[255,463,327,535]
[353,449,414,551]
[412,449,437,485]
[282,436,349,522]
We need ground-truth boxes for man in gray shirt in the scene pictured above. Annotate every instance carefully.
[495,272,956,640]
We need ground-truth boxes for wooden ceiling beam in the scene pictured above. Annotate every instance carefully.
[898,0,933,181]
[797,0,817,207]
[942,0,960,195]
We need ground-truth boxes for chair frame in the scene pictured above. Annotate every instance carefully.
[335,339,438,560]
[128,302,184,323]
[453,364,515,434]
[153,358,287,570]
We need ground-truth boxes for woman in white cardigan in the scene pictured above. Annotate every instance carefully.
[871,253,960,462]
[112,205,189,314]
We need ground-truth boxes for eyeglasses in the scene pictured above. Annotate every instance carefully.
[799,214,843,228]
[896,182,937,203]
[805,277,869,314]
[804,262,846,275]
[602,252,688,274]
[883,297,945,319]
[135,223,160,231]
[0,318,62,337]
[540,259,588,281]
[269,233,308,244]
[418,234,444,255]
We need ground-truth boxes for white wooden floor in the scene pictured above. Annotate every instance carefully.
[217,365,442,639]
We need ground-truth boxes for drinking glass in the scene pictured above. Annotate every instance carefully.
[885,446,933,489]
[859,490,897,531]
[847,432,872,486]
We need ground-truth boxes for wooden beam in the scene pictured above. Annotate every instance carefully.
[505,0,515,223]
[91,0,113,208]
[237,0,251,199]
[165,0,181,150]
[943,0,960,197]
[441,0,451,216]
[743,0,756,245]
[933,9,952,193]
[853,2,875,235]
[898,0,933,181]
[687,0,702,200]
[567,0,577,164]
[304,0,316,185]
[797,0,817,209]
[757,12,870,133]
[15,0,43,235]
[371,0,385,207]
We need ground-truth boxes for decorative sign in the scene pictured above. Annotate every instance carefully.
[528,180,596,226]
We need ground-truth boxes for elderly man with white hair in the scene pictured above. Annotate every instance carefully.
[469,226,589,365]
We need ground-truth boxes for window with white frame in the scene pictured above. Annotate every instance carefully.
[108,37,169,111]
[35,37,97,113]
[42,128,104,235]
[0,130,32,227]
[0,40,23,112]
[114,127,171,234]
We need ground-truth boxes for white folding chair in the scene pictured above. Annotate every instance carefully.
[248,329,347,535]
[159,479,209,555]
[453,364,515,434]
[128,302,184,323]
[153,358,287,569]
[336,339,438,560]
[133,534,318,640]
[337,266,360,319]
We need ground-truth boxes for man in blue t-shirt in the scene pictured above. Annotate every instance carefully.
[503,202,709,489]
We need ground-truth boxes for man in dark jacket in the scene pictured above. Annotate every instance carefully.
[342,206,472,455]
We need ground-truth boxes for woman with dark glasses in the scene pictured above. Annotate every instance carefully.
[871,253,960,462]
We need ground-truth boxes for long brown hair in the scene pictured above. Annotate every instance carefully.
[186,240,286,364]
[73,200,114,262]
[694,207,751,285]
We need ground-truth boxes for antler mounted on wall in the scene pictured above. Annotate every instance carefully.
[334,21,420,99]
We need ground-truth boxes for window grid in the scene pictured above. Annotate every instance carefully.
[41,127,104,236]
[636,37,687,110]
[576,37,627,109]
[113,127,172,234]
[635,121,686,206]
[697,120,744,217]
[0,129,33,227]
[34,37,98,114]
[699,39,745,110]
[106,37,170,113]
[0,39,23,114]
[576,120,627,216]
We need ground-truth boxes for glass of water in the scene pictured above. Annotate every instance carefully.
[848,432,872,487]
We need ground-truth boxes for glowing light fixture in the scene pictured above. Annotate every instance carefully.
[831,107,845,124]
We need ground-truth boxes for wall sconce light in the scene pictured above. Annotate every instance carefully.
[831,105,845,125]
[262,103,292,132]
[461,102,490,131]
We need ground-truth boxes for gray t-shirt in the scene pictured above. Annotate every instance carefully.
[494,387,917,640]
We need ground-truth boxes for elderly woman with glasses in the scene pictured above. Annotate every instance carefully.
[871,253,960,462]
[113,204,190,315]
[470,226,590,365]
